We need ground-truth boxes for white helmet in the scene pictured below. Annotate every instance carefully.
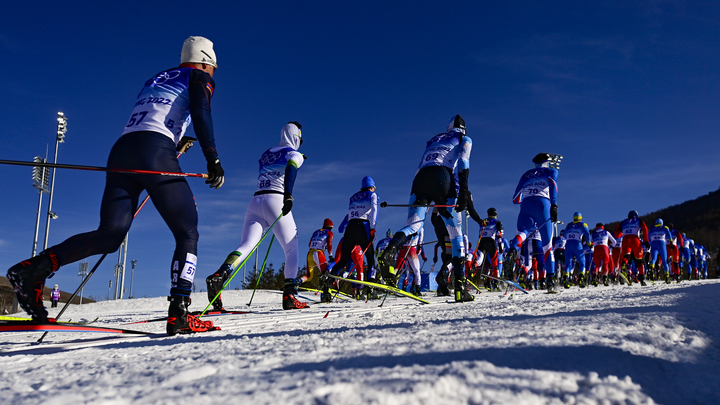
[181,36,218,68]
[54,284,58,289]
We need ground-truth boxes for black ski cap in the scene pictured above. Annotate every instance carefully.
[447,115,466,133]
[533,153,550,164]
[487,207,497,217]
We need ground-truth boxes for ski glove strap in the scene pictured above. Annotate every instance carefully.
[282,193,294,215]
[206,158,225,189]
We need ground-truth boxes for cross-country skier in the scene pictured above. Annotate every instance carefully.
[206,121,306,312]
[50,285,60,308]
[377,115,474,302]
[325,176,378,300]
[430,208,453,296]
[7,36,223,335]
[648,219,672,285]
[376,229,393,260]
[495,231,510,280]
[681,233,693,281]
[615,210,649,286]
[306,218,334,284]
[591,223,616,286]
[475,208,503,280]
[552,230,566,277]
[665,223,684,283]
[563,212,591,288]
[398,226,426,296]
[504,153,559,290]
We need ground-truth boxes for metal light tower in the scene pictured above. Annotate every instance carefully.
[42,112,67,250]
[78,262,89,305]
[129,259,137,299]
[31,156,50,256]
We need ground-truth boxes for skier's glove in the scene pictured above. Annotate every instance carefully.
[206,159,225,189]
[282,193,294,215]
[550,204,558,223]
[456,190,468,212]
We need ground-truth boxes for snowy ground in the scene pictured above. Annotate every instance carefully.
[1,279,719,405]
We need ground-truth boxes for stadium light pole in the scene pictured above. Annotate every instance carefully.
[31,156,50,256]
[42,112,67,250]
[129,259,137,299]
[78,262,88,305]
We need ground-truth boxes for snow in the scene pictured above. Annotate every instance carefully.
[2,280,720,404]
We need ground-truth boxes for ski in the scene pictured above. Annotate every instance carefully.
[479,274,530,294]
[126,309,251,325]
[0,316,100,325]
[299,286,352,300]
[0,320,151,335]
[327,274,430,304]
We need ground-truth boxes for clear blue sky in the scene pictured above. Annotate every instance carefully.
[2,1,719,300]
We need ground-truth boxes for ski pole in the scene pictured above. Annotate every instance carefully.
[36,140,198,343]
[380,202,457,208]
[379,242,414,307]
[0,159,211,179]
[201,213,283,316]
[245,235,275,308]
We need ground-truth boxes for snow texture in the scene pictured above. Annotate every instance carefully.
[1,279,719,404]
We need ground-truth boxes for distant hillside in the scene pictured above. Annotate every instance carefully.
[603,186,720,277]
[0,276,95,315]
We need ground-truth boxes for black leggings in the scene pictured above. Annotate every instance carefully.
[332,220,375,276]
[50,131,199,295]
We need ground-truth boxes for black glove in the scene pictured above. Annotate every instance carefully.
[206,159,225,189]
[282,192,294,215]
[456,168,470,212]
[550,204,558,223]
[456,190,468,212]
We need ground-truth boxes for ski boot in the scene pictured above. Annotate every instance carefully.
[206,264,231,311]
[562,275,571,289]
[664,272,671,284]
[454,278,475,302]
[603,275,609,286]
[378,235,404,286]
[283,278,309,310]
[7,251,61,322]
[579,275,586,288]
[639,274,647,287]
[538,279,546,290]
[167,296,216,336]
[518,272,526,289]
[365,285,379,300]
[591,275,598,287]
[435,268,451,296]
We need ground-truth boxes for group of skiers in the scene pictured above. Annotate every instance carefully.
[5,36,711,337]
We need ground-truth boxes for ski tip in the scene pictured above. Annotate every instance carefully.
[323,311,330,318]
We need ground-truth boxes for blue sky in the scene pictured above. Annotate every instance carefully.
[2,1,719,300]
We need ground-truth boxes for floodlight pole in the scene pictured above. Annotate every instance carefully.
[42,112,67,250]
[129,260,137,299]
[78,262,88,305]
[31,157,49,257]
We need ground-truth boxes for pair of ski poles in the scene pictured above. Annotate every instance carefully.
[36,137,200,343]
[201,214,283,315]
